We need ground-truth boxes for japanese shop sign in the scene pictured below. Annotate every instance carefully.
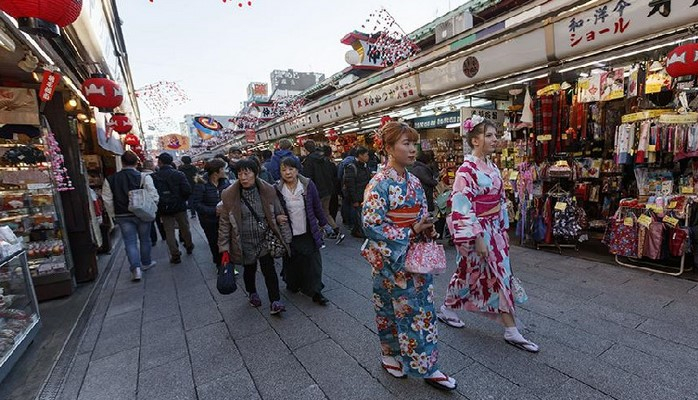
[419,28,547,96]
[350,75,420,115]
[460,107,506,127]
[554,0,698,59]
[412,112,460,130]
[39,71,61,102]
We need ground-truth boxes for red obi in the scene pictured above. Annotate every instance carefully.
[474,194,501,219]
[386,205,421,228]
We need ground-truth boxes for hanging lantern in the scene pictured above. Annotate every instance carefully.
[666,44,698,78]
[296,136,305,147]
[380,115,392,127]
[108,113,132,134]
[0,0,83,38]
[82,73,123,112]
[326,128,339,141]
[123,133,140,147]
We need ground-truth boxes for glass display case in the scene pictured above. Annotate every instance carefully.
[0,250,41,383]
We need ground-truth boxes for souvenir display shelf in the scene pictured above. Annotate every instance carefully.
[0,141,74,300]
[0,250,41,383]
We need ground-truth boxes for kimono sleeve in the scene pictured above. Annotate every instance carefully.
[447,166,483,244]
[361,179,410,264]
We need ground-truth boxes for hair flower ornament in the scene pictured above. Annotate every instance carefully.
[462,114,485,135]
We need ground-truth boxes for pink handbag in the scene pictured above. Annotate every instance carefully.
[404,240,447,275]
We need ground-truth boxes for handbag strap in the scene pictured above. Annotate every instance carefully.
[240,188,265,226]
[139,173,146,189]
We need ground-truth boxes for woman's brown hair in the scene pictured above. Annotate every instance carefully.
[464,118,497,148]
[380,121,419,150]
[203,158,227,176]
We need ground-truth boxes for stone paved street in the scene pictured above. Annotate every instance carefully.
[46,223,698,400]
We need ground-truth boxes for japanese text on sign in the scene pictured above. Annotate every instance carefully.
[568,1,631,48]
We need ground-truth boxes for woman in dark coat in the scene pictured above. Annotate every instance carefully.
[411,151,439,213]
[191,158,230,267]
[275,157,330,305]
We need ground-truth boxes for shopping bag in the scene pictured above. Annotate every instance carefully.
[669,227,689,257]
[404,240,447,274]
[128,174,157,222]
[216,263,238,295]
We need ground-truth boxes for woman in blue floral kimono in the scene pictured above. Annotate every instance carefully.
[361,122,457,391]
[437,116,539,353]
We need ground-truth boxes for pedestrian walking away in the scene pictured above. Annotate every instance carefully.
[191,158,230,268]
[153,152,195,264]
[302,139,346,244]
[102,151,159,281]
[438,116,539,353]
[178,155,200,218]
[218,158,292,315]
[265,138,302,182]
[410,151,439,214]
[361,122,457,391]
[276,157,330,305]
[343,146,371,238]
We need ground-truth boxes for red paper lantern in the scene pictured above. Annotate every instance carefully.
[380,115,393,127]
[108,113,132,134]
[326,128,339,141]
[123,133,141,147]
[82,73,123,112]
[0,0,82,38]
[666,44,698,78]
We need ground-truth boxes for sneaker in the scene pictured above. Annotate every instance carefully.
[234,267,240,276]
[186,246,194,255]
[131,267,142,281]
[142,261,157,271]
[326,232,338,240]
[248,293,262,307]
[270,301,286,315]
[335,233,346,245]
[170,255,182,264]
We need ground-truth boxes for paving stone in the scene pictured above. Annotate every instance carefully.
[236,329,291,369]
[223,306,271,340]
[78,348,139,400]
[536,378,614,400]
[142,287,180,323]
[637,318,698,350]
[196,370,261,400]
[179,297,223,331]
[258,302,329,350]
[452,361,539,400]
[91,310,142,361]
[245,353,318,400]
[321,286,375,326]
[186,322,245,386]
[295,339,393,400]
[137,356,195,400]
[140,314,187,371]
[57,352,91,400]
[105,286,144,318]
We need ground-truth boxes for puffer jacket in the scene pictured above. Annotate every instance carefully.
[191,174,230,226]
[275,175,328,250]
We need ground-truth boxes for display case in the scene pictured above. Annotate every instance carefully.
[0,250,41,383]
[0,140,74,301]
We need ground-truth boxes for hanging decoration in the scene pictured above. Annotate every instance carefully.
[666,44,698,78]
[380,115,393,127]
[38,69,61,102]
[193,116,223,140]
[135,81,189,116]
[149,0,253,6]
[160,134,191,151]
[270,95,306,119]
[108,113,133,134]
[0,0,82,38]
[123,133,141,147]
[44,129,74,191]
[326,128,339,142]
[82,73,123,112]
[359,8,420,67]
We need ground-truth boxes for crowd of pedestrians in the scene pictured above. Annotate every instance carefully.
[101,116,538,392]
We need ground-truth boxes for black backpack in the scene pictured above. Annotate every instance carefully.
[154,171,186,214]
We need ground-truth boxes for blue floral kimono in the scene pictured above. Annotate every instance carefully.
[361,166,439,377]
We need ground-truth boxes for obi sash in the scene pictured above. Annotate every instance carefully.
[386,205,421,228]
[474,194,501,219]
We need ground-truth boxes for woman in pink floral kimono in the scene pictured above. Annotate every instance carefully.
[437,116,539,353]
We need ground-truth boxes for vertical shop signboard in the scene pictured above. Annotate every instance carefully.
[350,75,420,115]
[554,0,698,60]
[460,107,506,127]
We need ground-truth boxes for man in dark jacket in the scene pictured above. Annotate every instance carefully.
[178,155,199,218]
[343,147,371,238]
[302,140,344,243]
[410,152,439,213]
[153,152,194,264]
[265,139,301,181]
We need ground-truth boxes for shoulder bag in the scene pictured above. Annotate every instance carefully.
[404,236,447,275]
[240,193,287,258]
[128,174,157,222]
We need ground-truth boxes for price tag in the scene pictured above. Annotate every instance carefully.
[648,145,656,152]
[681,186,694,194]
[637,215,652,228]
[663,215,679,227]
[623,217,634,227]
[554,202,568,211]
[509,171,519,180]
[502,148,509,157]
[668,201,678,209]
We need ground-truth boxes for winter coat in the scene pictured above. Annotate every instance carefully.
[258,165,275,185]
[266,149,302,181]
[191,174,231,227]
[410,161,439,212]
[343,160,371,205]
[218,178,292,264]
[152,165,192,215]
[275,175,328,250]
[302,151,336,198]
[103,167,159,218]
[178,164,199,190]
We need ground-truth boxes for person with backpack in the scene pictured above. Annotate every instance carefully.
[342,146,372,238]
[337,148,357,228]
[178,155,199,218]
[265,139,302,181]
[302,140,345,244]
[102,151,159,281]
[153,152,194,264]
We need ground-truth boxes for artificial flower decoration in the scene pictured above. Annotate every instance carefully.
[45,129,74,191]
[462,114,485,134]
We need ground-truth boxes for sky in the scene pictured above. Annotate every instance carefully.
[117,0,469,130]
